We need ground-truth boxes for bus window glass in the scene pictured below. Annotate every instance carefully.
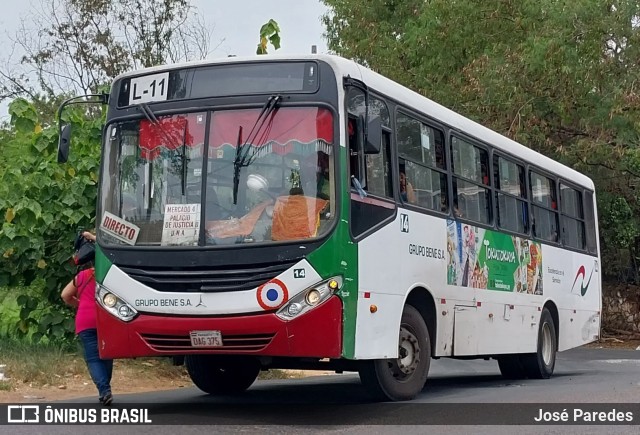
[346,93,390,127]
[100,112,207,245]
[99,107,336,246]
[366,132,392,198]
[451,136,490,223]
[584,191,598,253]
[453,179,491,224]
[397,116,444,169]
[404,161,448,211]
[530,171,559,242]
[561,184,583,218]
[560,184,585,250]
[494,156,527,234]
[496,156,525,197]
[451,137,489,185]
[532,206,559,242]
[205,107,335,245]
[347,90,396,237]
[530,171,557,209]
[397,113,447,211]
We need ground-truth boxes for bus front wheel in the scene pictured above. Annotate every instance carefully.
[358,305,431,401]
[185,355,260,395]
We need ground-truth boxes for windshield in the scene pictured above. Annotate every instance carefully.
[99,106,336,247]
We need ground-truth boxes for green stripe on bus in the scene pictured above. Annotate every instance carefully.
[307,146,358,359]
[94,245,112,285]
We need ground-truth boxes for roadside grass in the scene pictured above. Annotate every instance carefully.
[0,339,86,388]
[0,337,303,394]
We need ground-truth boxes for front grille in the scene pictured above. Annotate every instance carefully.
[120,260,297,293]
[140,332,275,352]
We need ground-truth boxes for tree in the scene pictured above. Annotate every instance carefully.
[322,0,640,282]
[0,0,220,102]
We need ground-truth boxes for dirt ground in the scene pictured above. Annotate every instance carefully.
[1,339,638,403]
[0,362,332,404]
[0,359,192,403]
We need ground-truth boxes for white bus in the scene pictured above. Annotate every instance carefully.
[58,54,602,401]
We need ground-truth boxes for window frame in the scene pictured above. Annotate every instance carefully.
[559,181,587,251]
[493,153,529,236]
[528,168,560,245]
[449,132,493,226]
[394,109,449,215]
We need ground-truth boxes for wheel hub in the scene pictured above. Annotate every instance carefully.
[396,327,420,375]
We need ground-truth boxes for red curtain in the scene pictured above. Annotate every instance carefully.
[138,108,333,160]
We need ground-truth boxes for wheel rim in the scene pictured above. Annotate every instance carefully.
[386,325,421,381]
[541,322,553,365]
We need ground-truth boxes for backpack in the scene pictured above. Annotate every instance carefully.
[73,231,95,266]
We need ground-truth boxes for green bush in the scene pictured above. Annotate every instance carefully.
[0,98,102,343]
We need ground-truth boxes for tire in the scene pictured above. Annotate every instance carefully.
[358,305,431,401]
[521,308,557,379]
[497,355,526,380]
[185,355,260,395]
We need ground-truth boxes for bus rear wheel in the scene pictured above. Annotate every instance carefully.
[358,305,431,401]
[497,355,526,379]
[497,308,557,380]
[185,355,260,395]
[521,308,557,379]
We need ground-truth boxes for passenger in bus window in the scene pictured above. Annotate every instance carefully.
[481,162,489,185]
[440,196,448,212]
[399,171,416,203]
[453,198,462,218]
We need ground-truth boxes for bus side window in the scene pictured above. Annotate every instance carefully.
[530,171,559,242]
[584,191,597,254]
[450,136,491,225]
[366,130,393,198]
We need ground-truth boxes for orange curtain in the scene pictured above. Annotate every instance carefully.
[271,195,328,241]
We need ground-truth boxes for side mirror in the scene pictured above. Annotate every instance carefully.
[57,124,71,163]
[364,116,382,154]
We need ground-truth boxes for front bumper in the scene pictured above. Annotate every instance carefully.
[96,295,343,359]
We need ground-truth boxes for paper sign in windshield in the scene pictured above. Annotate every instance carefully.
[100,211,140,245]
[162,204,200,246]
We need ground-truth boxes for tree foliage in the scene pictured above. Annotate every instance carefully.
[322,0,640,281]
[0,98,101,342]
[257,19,282,54]
[1,0,217,102]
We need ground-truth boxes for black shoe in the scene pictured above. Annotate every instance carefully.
[101,393,113,406]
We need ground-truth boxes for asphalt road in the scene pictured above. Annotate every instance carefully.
[8,347,640,434]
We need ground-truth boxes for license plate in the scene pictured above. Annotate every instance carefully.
[189,330,223,347]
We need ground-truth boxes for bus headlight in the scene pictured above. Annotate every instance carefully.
[103,293,117,308]
[96,285,138,322]
[305,289,321,305]
[276,276,343,321]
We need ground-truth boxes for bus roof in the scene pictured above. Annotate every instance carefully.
[115,54,594,190]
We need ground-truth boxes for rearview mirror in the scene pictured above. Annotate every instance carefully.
[364,116,382,154]
[57,124,71,163]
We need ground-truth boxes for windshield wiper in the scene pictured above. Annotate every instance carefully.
[139,103,188,199]
[138,103,182,149]
[232,94,282,204]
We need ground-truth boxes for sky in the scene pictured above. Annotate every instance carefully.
[0,0,331,119]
